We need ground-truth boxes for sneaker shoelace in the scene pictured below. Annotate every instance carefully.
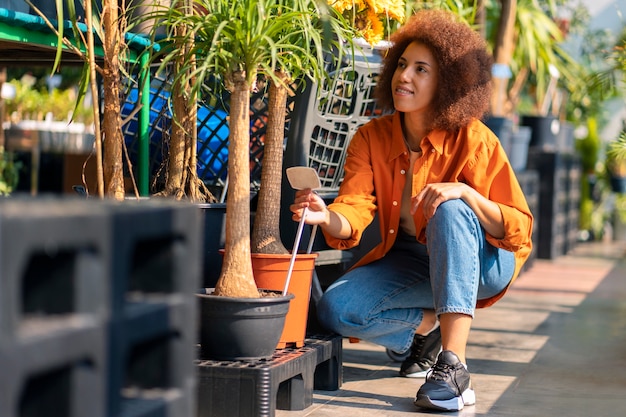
[425,361,464,393]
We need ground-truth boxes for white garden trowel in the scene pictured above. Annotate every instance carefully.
[283,166,322,296]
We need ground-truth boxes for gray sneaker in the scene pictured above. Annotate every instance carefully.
[399,327,442,378]
[414,350,476,411]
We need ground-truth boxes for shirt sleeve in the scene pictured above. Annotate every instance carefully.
[464,131,534,253]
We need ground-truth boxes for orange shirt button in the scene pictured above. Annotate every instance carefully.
[389,229,395,234]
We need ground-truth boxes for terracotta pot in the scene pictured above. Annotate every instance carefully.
[251,252,318,349]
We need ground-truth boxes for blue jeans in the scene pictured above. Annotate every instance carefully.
[317,199,516,353]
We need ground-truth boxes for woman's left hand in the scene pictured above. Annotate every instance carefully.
[412,182,505,238]
[411,182,469,220]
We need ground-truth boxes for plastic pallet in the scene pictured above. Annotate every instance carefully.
[196,334,342,417]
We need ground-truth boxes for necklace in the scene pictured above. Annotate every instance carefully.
[403,135,422,155]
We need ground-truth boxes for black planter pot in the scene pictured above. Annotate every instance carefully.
[198,289,294,361]
[198,203,226,288]
[520,115,561,150]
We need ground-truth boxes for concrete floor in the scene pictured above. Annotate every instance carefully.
[276,241,626,417]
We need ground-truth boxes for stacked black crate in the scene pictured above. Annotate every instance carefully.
[565,162,582,254]
[105,200,203,417]
[526,149,581,259]
[0,198,203,417]
[516,169,540,270]
[0,198,111,417]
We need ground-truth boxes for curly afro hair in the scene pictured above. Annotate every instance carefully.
[374,9,493,132]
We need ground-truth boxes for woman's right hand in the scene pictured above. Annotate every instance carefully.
[290,188,330,226]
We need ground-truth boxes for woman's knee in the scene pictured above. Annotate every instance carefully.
[430,199,471,225]
[316,282,348,331]
[426,199,477,239]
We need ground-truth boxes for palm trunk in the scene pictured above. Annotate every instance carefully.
[251,72,289,254]
[102,0,125,199]
[163,0,204,201]
[213,70,258,298]
[164,0,190,198]
[491,0,517,117]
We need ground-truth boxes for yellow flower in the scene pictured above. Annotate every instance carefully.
[328,0,405,45]
[355,8,384,44]
[329,0,360,14]
[364,0,404,22]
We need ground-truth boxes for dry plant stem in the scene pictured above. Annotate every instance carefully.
[186,58,200,202]
[26,1,88,63]
[186,2,200,203]
[214,71,258,298]
[251,71,290,255]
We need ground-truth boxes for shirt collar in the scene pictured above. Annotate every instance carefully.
[427,129,446,155]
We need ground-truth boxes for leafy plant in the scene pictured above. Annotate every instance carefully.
[615,193,626,224]
[4,79,94,123]
[607,131,626,177]
[0,147,21,196]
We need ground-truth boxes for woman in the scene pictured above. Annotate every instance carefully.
[290,9,533,412]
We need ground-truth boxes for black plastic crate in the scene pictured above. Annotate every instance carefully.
[108,302,196,417]
[516,170,540,270]
[196,334,342,417]
[526,150,581,259]
[0,197,112,417]
[0,197,202,417]
[104,201,202,417]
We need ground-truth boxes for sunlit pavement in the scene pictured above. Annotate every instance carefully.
[277,240,626,417]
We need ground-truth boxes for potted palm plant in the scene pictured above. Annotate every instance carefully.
[150,0,356,359]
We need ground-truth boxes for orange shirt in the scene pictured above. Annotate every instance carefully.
[324,112,534,308]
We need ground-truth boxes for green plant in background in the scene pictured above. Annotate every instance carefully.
[576,117,601,234]
[615,193,626,224]
[0,147,21,195]
[4,79,94,123]
[607,131,626,177]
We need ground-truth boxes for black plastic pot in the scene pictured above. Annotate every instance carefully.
[520,115,560,150]
[197,289,294,361]
[198,203,226,288]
